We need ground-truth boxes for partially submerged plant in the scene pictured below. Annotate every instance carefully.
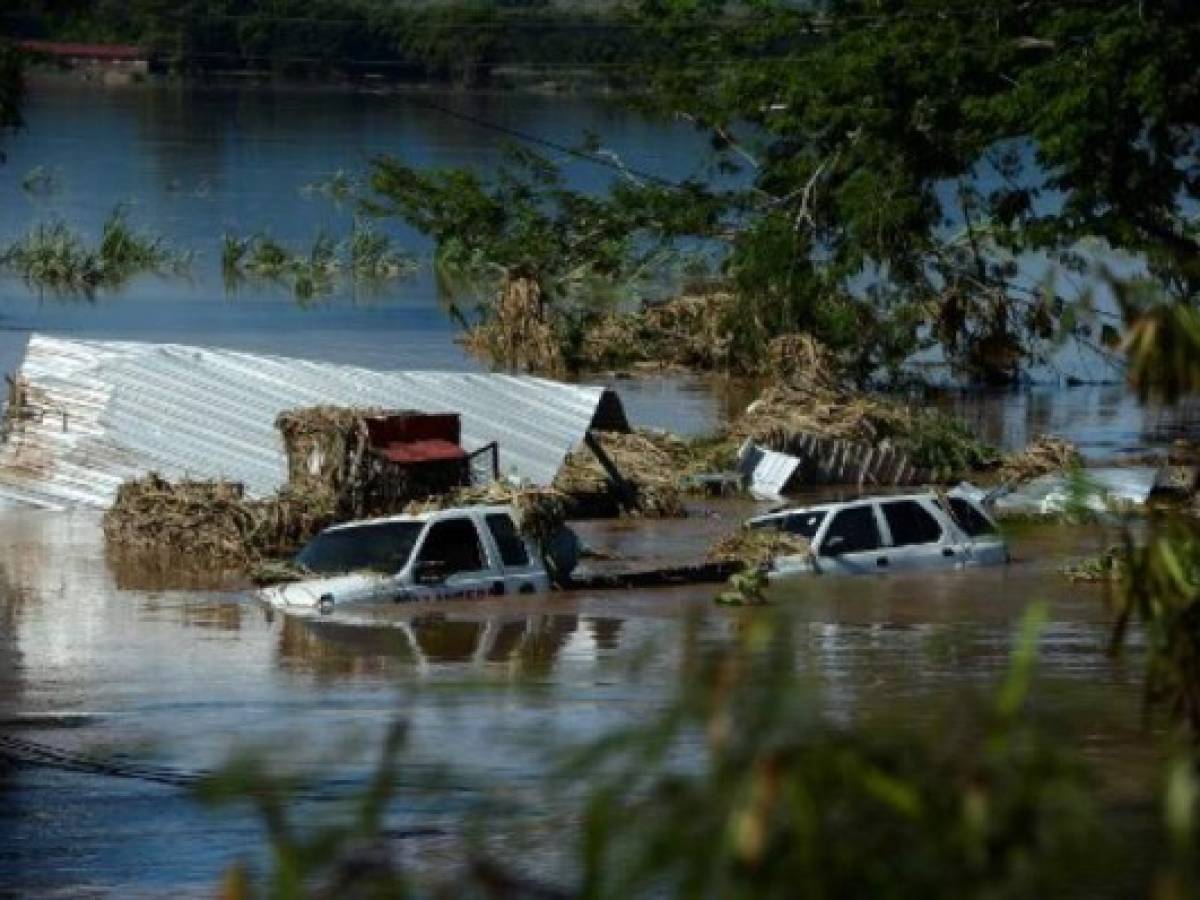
[1113,514,1200,738]
[0,221,103,293]
[20,165,59,196]
[715,568,769,606]
[98,209,190,280]
[0,209,189,296]
[222,226,415,301]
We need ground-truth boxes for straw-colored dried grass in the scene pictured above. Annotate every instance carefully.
[404,481,568,548]
[574,292,739,373]
[707,527,811,568]
[102,474,339,567]
[554,430,692,518]
[460,274,567,375]
[998,435,1083,484]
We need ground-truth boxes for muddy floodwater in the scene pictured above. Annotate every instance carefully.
[0,501,1160,895]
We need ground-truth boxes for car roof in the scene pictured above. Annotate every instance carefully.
[322,504,514,533]
[749,492,943,521]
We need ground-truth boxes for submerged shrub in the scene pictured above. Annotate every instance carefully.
[0,209,190,296]
[222,225,414,301]
[98,210,190,280]
[0,222,103,292]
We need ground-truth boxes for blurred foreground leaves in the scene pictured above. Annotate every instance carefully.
[194,602,1200,899]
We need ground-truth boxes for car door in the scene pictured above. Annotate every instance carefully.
[945,494,1008,565]
[412,517,498,600]
[815,503,888,575]
[483,512,547,596]
[878,498,961,571]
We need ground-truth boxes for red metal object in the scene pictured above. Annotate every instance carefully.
[376,439,467,464]
[18,41,148,62]
[365,413,465,465]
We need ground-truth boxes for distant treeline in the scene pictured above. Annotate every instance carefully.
[2,1,666,86]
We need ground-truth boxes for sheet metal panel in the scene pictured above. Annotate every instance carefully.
[0,335,629,510]
[736,440,801,500]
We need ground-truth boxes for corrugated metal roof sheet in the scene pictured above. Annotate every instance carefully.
[0,335,629,511]
[736,440,801,500]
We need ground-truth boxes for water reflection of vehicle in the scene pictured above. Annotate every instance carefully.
[748,488,1008,578]
[258,505,553,612]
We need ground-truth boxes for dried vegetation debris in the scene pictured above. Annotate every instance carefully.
[997,435,1084,484]
[707,527,811,568]
[730,381,998,480]
[574,292,741,373]
[102,474,337,567]
[276,406,464,521]
[553,430,695,518]
[459,275,567,375]
[403,481,568,549]
[105,406,468,567]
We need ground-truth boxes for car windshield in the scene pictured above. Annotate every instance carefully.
[295,521,424,575]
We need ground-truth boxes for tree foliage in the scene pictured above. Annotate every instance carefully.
[361,1,1200,382]
[370,146,726,311]
[631,0,1200,381]
[3,0,663,86]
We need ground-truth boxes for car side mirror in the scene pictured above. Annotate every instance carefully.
[820,535,845,557]
[414,560,447,585]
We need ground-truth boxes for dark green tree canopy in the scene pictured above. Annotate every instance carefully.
[630,0,1200,379]
[365,1,1200,382]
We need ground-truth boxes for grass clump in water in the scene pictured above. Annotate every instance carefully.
[1,208,190,296]
[20,165,60,196]
[222,223,414,301]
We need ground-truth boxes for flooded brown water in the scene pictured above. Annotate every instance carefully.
[0,500,1159,895]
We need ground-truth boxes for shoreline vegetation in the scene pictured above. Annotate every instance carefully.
[3,3,696,93]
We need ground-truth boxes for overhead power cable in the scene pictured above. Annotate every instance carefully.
[378,91,686,189]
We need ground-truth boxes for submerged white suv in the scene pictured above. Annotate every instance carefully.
[746,488,1009,578]
[258,505,553,613]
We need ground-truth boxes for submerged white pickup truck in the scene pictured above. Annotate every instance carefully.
[747,488,1008,578]
[258,505,554,613]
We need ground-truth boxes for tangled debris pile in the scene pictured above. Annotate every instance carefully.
[460,274,567,375]
[729,383,998,480]
[707,527,811,569]
[277,406,466,520]
[463,289,778,377]
[998,435,1083,484]
[103,475,338,567]
[106,406,473,567]
[554,430,694,518]
[575,292,740,373]
[404,481,568,549]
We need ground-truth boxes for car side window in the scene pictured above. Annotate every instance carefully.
[947,496,997,537]
[417,518,485,574]
[881,500,943,547]
[820,505,881,555]
[485,513,530,567]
